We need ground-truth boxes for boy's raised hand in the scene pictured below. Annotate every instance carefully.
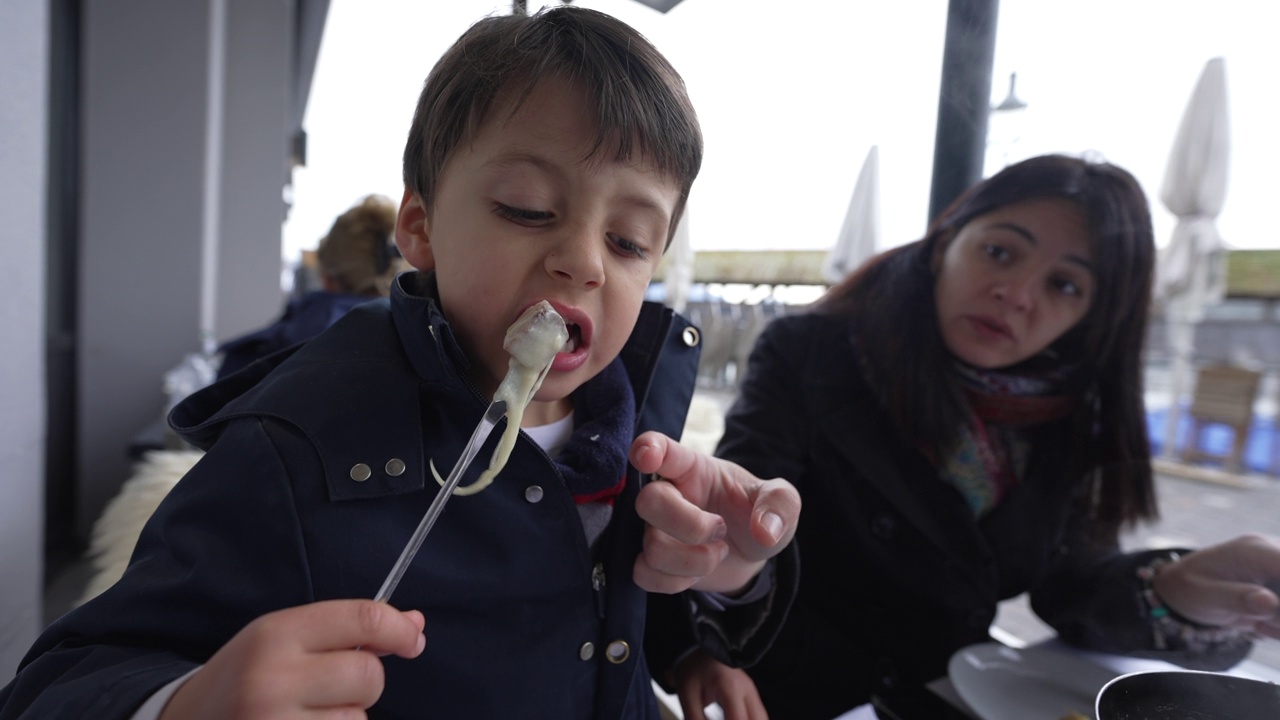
[630,430,799,595]
[160,600,425,720]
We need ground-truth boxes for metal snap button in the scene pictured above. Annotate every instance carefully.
[681,326,701,348]
[579,642,595,661]
[525,485,544,503]
[605,640,631,664]
[385,458,406,477]
[350,463,372,482]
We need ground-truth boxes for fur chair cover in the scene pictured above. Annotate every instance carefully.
[77,449,204,606]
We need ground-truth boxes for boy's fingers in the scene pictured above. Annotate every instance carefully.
[280,600,426,658]
[299,650,386,709]
[679,696,709,720]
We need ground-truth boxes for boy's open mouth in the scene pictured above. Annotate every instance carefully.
[561,323,583,353]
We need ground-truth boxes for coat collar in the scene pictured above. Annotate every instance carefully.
[171,271,695,505]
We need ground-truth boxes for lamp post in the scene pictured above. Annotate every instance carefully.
[927,0,1000,224]
[986,71,1028,173]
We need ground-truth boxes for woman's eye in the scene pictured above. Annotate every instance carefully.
[1052,276,1082,296]
[494,204,552,224]
[608,233,649,260]
[983,243,1010,262]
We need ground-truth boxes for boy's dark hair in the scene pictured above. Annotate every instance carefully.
[818,154,1158,536]
[402,6,703,247]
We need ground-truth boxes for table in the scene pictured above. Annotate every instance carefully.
[837,638,1280,720]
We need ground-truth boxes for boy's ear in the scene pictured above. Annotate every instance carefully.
[395,187,435,271]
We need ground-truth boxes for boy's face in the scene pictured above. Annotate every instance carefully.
[396,77,681,425]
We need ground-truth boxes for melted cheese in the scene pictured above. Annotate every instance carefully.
[433,301,567,496]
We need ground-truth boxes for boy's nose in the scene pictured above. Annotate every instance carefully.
[545,230,605,289]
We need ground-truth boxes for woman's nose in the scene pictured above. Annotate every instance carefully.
[993,275,1033,310]
[545,228,605,289]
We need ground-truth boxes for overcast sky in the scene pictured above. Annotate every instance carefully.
[282,0,1280,263]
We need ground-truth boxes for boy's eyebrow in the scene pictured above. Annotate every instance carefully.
[992,221,1095,274]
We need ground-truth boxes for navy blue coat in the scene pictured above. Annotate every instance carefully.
[0,274,734,719]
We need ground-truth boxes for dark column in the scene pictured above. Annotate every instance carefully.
[928,0,999,224]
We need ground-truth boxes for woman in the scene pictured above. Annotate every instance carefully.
[676,155,1280,720]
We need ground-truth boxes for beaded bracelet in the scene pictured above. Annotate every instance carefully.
[1136,552,1247,653]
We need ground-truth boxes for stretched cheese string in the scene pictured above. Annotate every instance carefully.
[431,301,567,496]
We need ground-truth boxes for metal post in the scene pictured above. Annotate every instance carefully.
[927,0,1000,225]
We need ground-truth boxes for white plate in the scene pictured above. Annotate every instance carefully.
[949,642,1119,720]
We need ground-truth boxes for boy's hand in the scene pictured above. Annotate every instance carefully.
[675,649,769,720]
[160,600,426,720]
[630,431,799,595]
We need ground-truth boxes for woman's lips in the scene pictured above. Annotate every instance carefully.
[966,315,1014,342]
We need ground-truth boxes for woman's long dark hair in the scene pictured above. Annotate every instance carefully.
[818,154,1157,535]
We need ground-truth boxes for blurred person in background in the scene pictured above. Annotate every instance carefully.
[216,193,406,379]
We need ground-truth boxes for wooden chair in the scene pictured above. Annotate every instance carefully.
[1181,364,1263,473]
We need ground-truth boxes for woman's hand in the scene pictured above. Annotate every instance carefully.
[160,600,426,720]
[1153,534,1280,638]
[674,650,769,720]
[630,431,800,595]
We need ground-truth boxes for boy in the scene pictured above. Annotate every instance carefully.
[0,7,798,719]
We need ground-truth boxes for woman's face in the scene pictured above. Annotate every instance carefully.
[933,197,1096,369]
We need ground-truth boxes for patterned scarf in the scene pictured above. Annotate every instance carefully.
[941,362,1077,516]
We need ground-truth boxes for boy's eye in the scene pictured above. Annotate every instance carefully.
[608,233,649,260]
[494,203,552,224]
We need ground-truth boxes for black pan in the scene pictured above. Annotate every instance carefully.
[1096,670,1280,719]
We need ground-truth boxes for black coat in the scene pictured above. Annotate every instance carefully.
[0,275,791,720]
[716,312,1248,720]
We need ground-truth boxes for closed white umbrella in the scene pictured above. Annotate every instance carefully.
[1157,57,1231,459]
[823,145,881,285]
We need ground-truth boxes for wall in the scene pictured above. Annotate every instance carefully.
[76,0,293,540]
[0,0,49,676]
